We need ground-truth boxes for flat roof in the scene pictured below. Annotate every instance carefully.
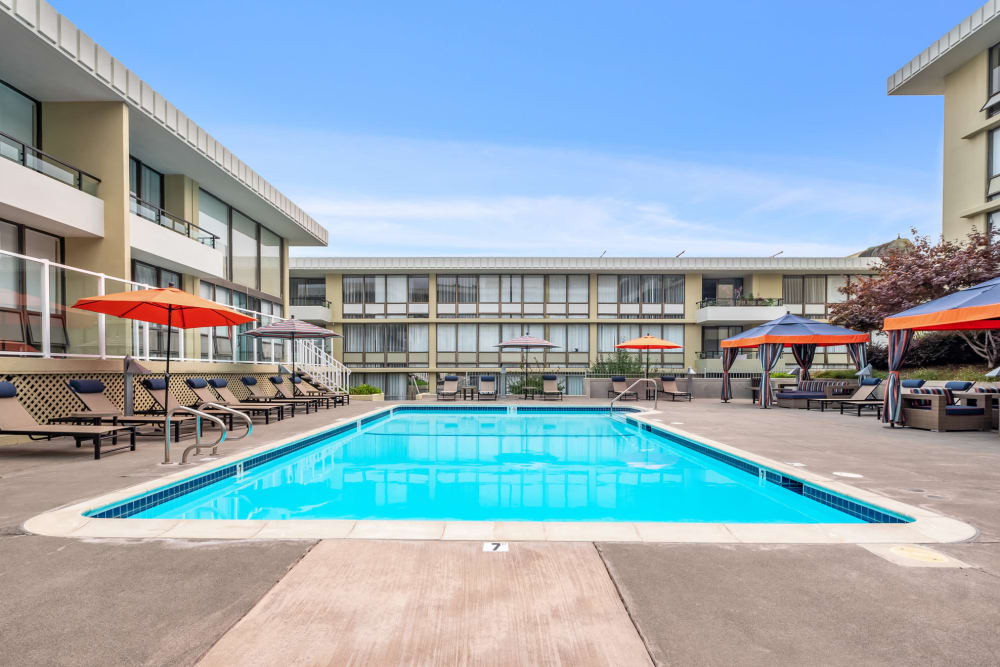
[888,1,1000,95]
[290,256,880,274]
[0,1,327,246]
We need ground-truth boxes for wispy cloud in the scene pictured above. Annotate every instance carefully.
[220,127,939,257]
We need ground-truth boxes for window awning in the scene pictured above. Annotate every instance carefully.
[980,92,1000,112]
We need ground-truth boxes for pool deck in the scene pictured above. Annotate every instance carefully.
[2,397,1000,664]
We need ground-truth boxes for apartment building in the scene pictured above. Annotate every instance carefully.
[290,257,878,398]
[888,1,1000,242]
[0,1,330,376]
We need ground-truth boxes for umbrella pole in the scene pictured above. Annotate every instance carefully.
[165,305,172,416]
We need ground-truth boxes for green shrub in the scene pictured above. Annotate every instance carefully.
[812,369,860,379]
[589,350,643,376]
[507,376,564,394]
[769,371,795,378]
[349,384,382,395]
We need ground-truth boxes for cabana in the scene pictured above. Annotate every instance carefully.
[720,313,868,408]
[882,276,1000,425]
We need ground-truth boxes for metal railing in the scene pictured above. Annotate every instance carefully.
[0,130,101,195]
[130,195,219,248]
[290,296,331,308]
[610,378,658,413]
[696,297,783,308]
[183,402,253,463]
[164,406,226,464]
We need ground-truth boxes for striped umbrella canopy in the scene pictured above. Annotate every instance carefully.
[880,275,1000,425]
[721,313,867,409]
[242,318,341,376]
[615,333,682,378]
[496,336,556,393]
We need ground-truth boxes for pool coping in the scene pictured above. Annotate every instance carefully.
[22,404,977,544]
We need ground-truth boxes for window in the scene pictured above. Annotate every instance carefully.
[479,274,499,302]
[500,275,521,303]
[782,276,804,304]
[408,324,429,352]
[568,275,589,303]
[0,80,37,150]
[522,275,544,302]
[198,191,229,277]
[567,324,589,352]
[437,275,457,303]
[986,43,1000,116]
[701,326,743,358]
[343,276,364,304]
[663,275,684,303]
[597,275,617,303]
[259,227,281,296]
[641,275,661,304]
[386,275,407,303]
[457,275,477,303]
[618,275,640,303]
[128,157,164,209]
[437,323,456,352]
[231,210,258,289]
[133,260,181,358]
[804,275,826,304]
[408,275,429,302]
[365,275,385,303]
[290,278,325,304]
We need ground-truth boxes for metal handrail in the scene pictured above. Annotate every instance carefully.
[290,296,331,307]
[0,129,101,192]
[163,406,227,464]
[696,297,783,308]
[130,194,219,248]
[610,378,658,414]
[183,403,252,463]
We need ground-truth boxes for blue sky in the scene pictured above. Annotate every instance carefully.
[54,1,983,256]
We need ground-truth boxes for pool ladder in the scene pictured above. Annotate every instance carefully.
[162,404,253,464]
[610,378,658,420]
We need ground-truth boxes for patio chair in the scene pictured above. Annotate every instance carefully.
[540,374,563,401]
[239,377,317,413]
[63,378,195,442]
[805,377,882,412]
[608,376,637,401]
[185,378,285,424]
[140,378,242,429]
[478,376,497,400]
[901,382,987,432]
[269,376,331,410]
[658,376,692,402]
[293,375,348,405]
[0,381,136,459]
[438,375,459,401]
[211,379,297,418]
[297,373,350,405]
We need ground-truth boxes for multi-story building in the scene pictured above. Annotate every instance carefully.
[290,257,878,398]
[888,1,1000,242]
[0,1,348,405]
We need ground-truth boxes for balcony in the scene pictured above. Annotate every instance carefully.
[129,195,225,279]
[0,131,104,238]
[695,297,786,325]
[290,296,332,323]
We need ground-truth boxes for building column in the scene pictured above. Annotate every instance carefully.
[588,273,598,366]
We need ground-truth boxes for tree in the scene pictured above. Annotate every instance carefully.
[830,228,1000,366]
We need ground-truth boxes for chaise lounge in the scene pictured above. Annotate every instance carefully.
[608,376,637,400]
[478,376,497,400]
[541,374,563,401]
[805,377,882,412]
[437,375,459,400]
[658,376,692,401]
[63,378,194,442]
[185,378,286,424]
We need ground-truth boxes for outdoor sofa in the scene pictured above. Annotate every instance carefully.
[775,380,853,409]
[901,381,988,432]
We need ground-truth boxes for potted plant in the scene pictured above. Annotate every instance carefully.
[349,383,385,401]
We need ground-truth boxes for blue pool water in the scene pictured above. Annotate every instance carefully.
[123,410,882,523]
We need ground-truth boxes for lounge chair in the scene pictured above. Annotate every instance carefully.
[140,378,241,429]
[185,378,285,424]
[805,377,882,412]
[290,376,345,406]
[438,375,459,400]
[0,381,136,459]
[297,373,350,405]
[540,374,563,401]
[477,375,497,400]
[269,376,331,410]
[902,381,987,431]
[240,376,317,414]
[62,378,194,442]
[608,376,637,400]
[211,379,297,418]
[658,376,692,402]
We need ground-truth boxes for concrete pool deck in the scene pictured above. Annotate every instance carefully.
[2,397,1000,664]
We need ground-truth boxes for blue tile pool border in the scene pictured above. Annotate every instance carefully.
[85,405,910,524]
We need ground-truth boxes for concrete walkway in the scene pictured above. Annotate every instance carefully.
[198,540,652,666]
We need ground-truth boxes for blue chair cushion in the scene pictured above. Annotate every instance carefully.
[480,376,495,382]
[444,375,459,381]
[944,381,974,392]
[269,376,283,384]
[0,382,17,398]
[901,379,925,388]
[69,379,105,394]
[860,377,881,386]
[911,405,984,416]
[611,376,625,382]
[542,374,557,380]
[661,376,676,381]
[290,376,302,384]
[241,377,257,386]
[208,378,228,388]
[975,386,999,393]
[142,378,166,390]
[776,391,826,399]
[185,378,208,389]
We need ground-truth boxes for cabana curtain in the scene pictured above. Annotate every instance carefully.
[720,347,738,402]
[790,343,816,382]
[846,342,868,374]
[756,343,785,408]
[881,329,914,424]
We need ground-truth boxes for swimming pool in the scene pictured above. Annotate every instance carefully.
[87,407,908,525]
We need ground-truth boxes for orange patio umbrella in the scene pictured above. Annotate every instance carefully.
[615,333,683,378]
[73,286,256,400]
